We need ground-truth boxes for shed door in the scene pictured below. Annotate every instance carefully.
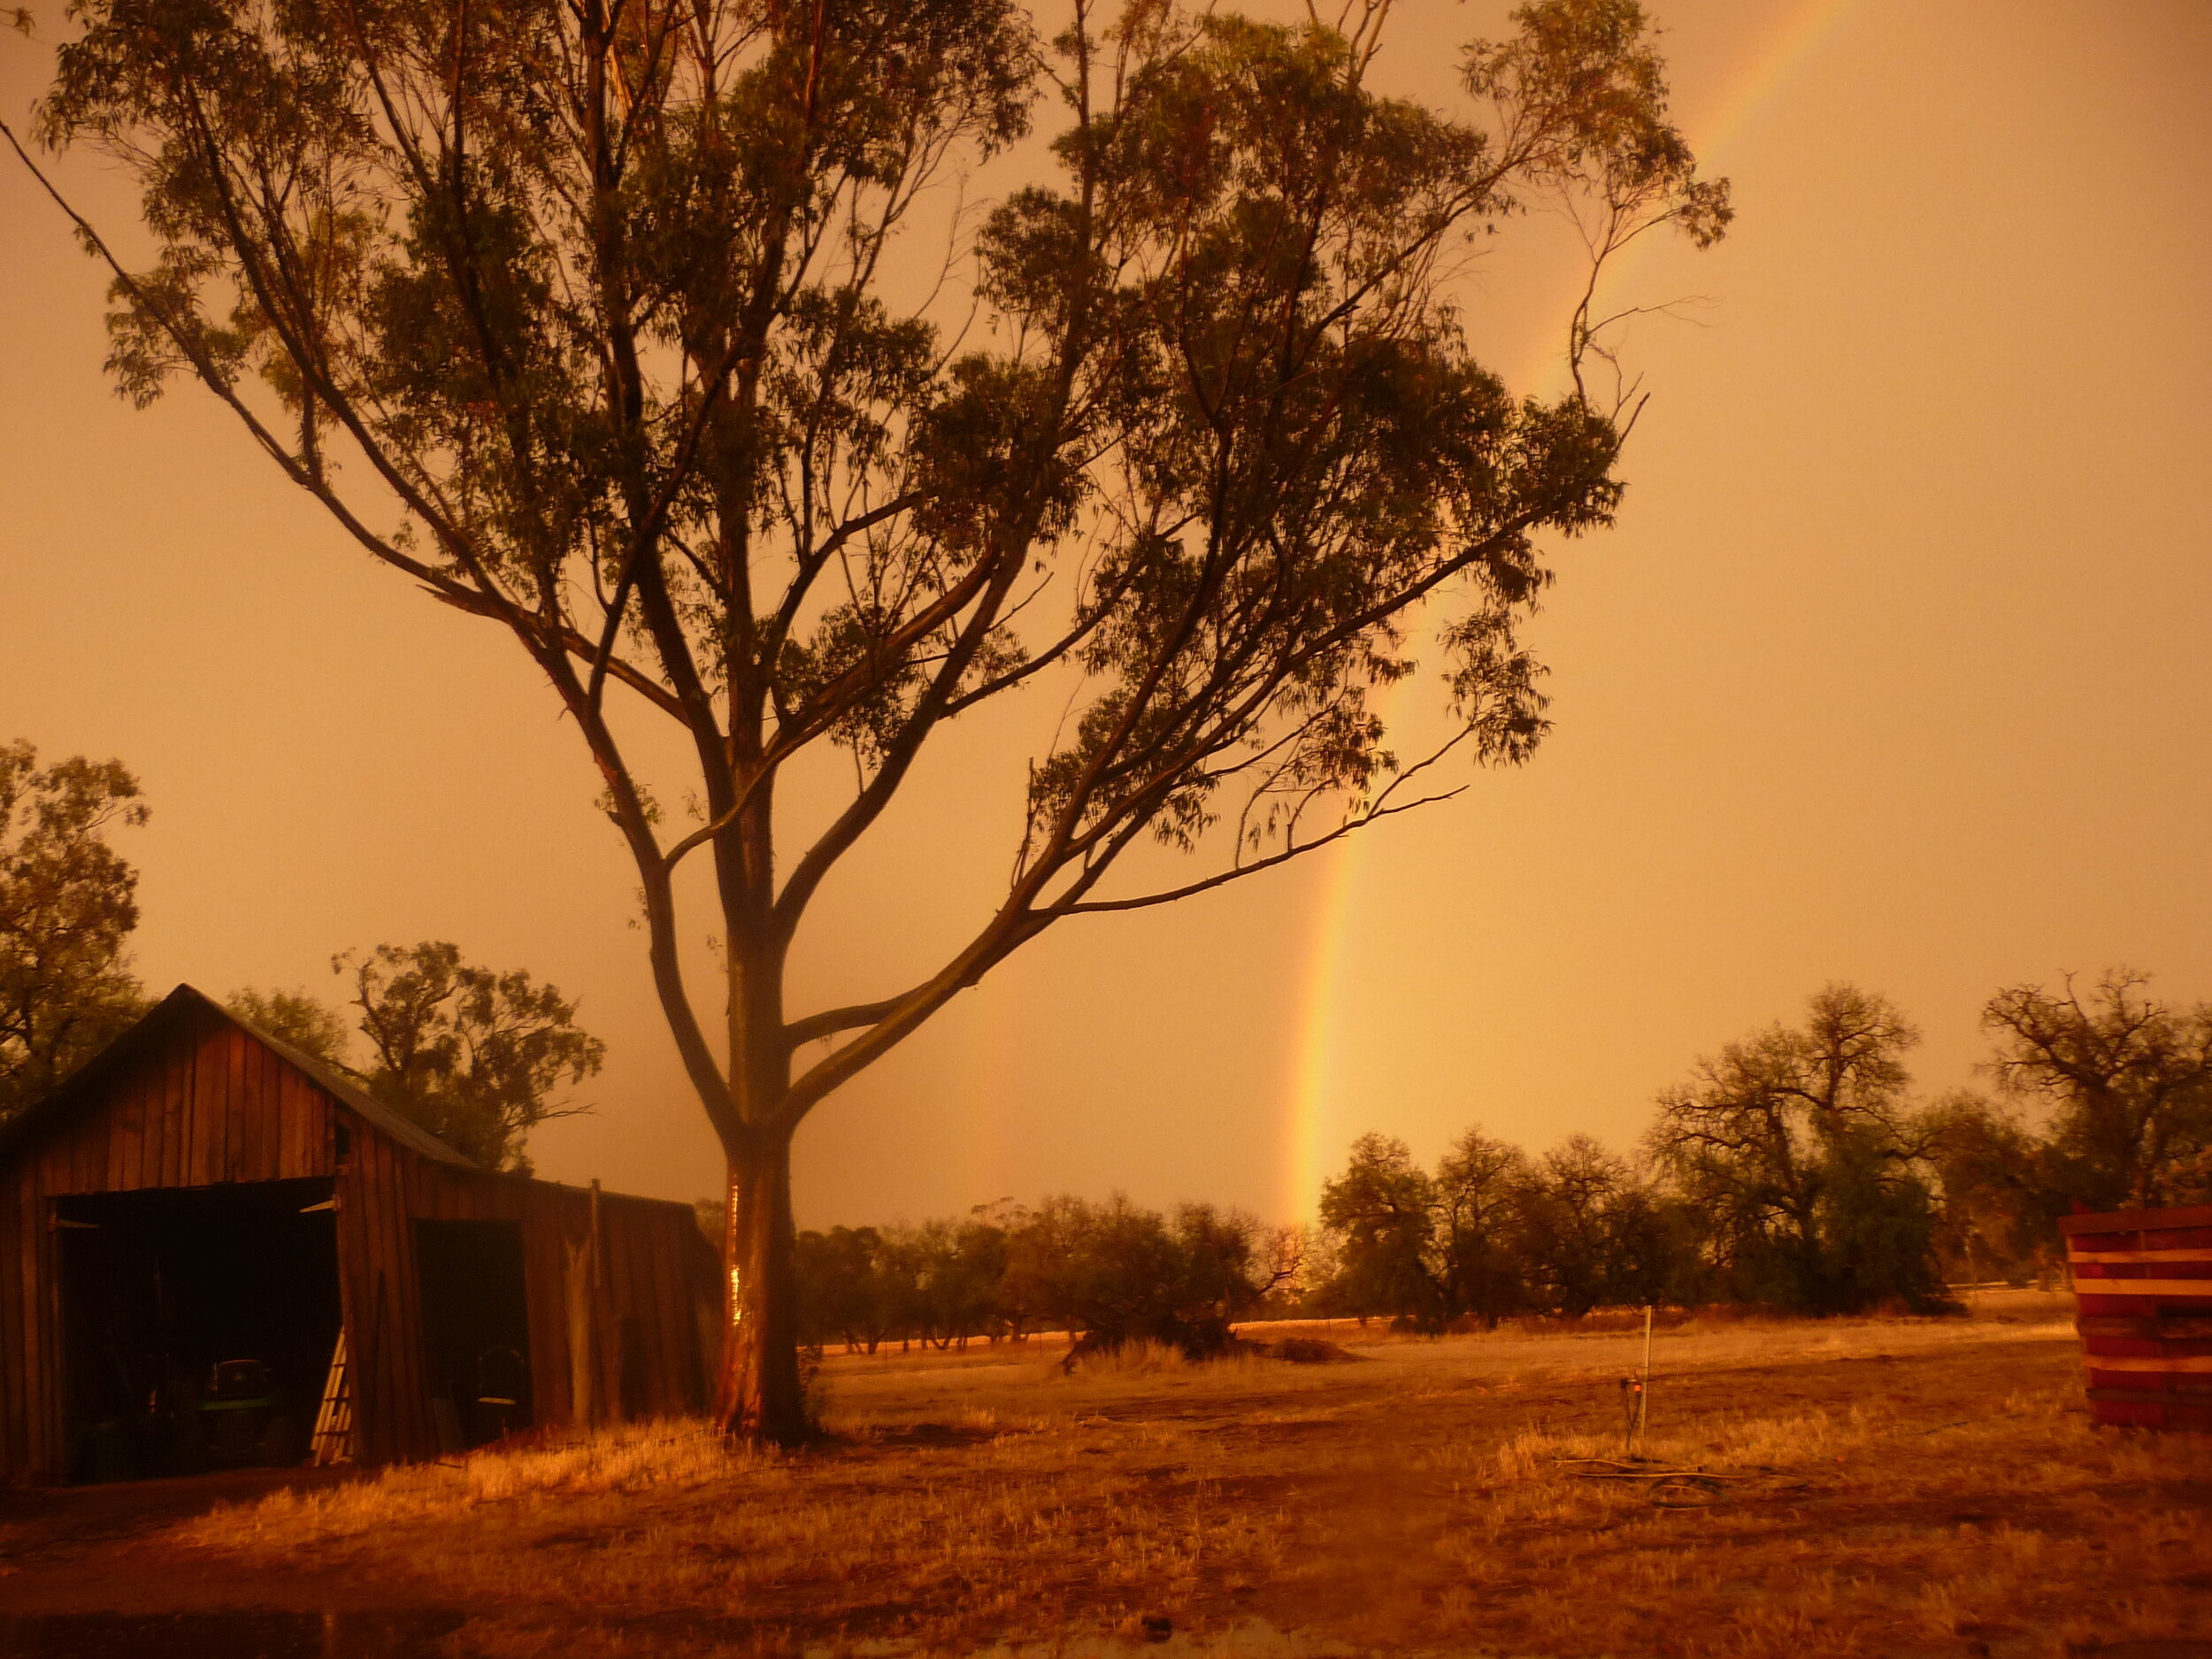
[412,1219,532,1448]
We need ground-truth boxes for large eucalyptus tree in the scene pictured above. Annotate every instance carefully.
[10,0,1725,1439]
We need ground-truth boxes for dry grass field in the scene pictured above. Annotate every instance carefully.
[7,1292,2211,1658]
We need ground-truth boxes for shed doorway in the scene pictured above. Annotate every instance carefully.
[413,1218,534,1449]
[54,1178,342,1483]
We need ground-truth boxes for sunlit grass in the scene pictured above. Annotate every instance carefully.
[170,1292,2212,1658]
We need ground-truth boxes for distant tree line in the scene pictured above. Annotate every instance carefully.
[16,743,2208,1335]
[1319,979,2212,1326]
[1321,979,2212,1325]
[1,739,601,1170]
[775,978,2212,1352]
[753,1196,1303,1361]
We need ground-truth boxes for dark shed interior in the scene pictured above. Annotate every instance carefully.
[413,1217,534,1449]
[1,987,722,1486]
[56,1178,342,1481]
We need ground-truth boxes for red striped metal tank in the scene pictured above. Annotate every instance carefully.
[2061,1203,2212,1431]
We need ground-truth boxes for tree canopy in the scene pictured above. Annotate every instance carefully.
[0,740,149,1118]
[1317,1131,1443,1324]
[1981,970,2212,1211]
[788,1194,1294,1359]
[226,983,353,1067]
[232,941,604,1171]
[1647,985,1945,1315]
[16,0,1727,1439]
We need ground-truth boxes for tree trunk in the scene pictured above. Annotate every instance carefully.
[715,1129,809,1444]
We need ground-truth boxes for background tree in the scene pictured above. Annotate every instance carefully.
[1647,985,1946,1314]
[1002,1195,1181,1356]
[783,1192,1293,1357]
[780,971,2212,1345]
[941,1214,1016,1345]
[1317,1132,1443,1325]
[1313,1125,1695,1323]
[19,0,1724,1439]
[997,1193,1283,1358]
[791,1223,890,1354]
[0,740,149,1118]
[1522,1141,1663,1318]
[337,941,604,1173]
[1920,1090,2067,1287]
[1983,970,2212,1210]
[230,941,604,1171]
[1164,1201,1299,1344]
[226,984,352,1067]
[1432,1126,1532,1325]
[864,1218,1008,1351]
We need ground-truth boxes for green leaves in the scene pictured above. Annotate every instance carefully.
[0,741,150,1118]
[225,983,353,1065]
[338,940,606,1172]
[1464,0,1732,246]
[28,0,1727,1140]
[229,942,605,1171]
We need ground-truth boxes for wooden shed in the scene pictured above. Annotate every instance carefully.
[2062,1202,2212,1432]
[0,985,721,1486]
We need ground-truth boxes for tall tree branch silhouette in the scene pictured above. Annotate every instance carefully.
[13,0,1725,1440]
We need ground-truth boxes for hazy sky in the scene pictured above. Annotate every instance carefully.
[3,2,2208,1227]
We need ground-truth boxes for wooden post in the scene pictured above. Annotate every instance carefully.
[1635,1305,1653,1455]
[589,1180,611,1424]
[565,1189,601,1429]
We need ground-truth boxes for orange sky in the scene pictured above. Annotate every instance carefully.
[3,2,2208,1226]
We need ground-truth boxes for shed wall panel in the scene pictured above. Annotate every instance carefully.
[4,993,713,1486]
[1,1176,30,1484]
[240,1042,268,1184]
[156,1040,182,1188]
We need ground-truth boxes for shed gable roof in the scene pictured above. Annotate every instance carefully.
[0,983,478,1170]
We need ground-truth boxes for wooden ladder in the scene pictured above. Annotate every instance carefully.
[310,1330,356,1466]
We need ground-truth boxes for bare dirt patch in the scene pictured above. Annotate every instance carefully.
[5,1294,2208,1657]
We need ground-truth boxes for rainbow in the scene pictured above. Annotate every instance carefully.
[1282,0,1860,1220]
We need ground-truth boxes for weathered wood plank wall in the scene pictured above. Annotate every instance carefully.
[1,1010,334,1483]
[1,991,717,1486]
[407,1169,714,1431]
